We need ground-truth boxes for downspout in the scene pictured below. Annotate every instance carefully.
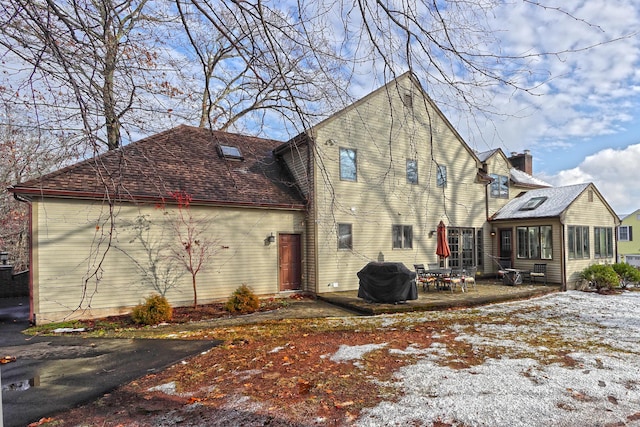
[560,219,567,291]
[484,181,493,271]
[13,193,34,323]
[308,136,319,295]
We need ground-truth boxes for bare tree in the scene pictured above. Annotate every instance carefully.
[167,191,220,308]
[1,0,628,307]
[0,100,69,269]
[0,0,162,151]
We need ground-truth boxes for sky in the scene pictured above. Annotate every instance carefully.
[335,1,640,215]
[3,1,639,215]
[456,1,640,215]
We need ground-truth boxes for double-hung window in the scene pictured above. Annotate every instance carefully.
[489,174,509,198]
[406,159,418,184]
[618,225,632,241]
[436,165,447,187]
[338,223,352,250]
[339,148,357,181]
[392,225,413,249]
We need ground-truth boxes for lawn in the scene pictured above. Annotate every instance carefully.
[41,290,640,426]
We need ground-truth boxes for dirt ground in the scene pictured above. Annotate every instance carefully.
[27,295,450,426]
[36,316,454,426]
[28,287,563,427]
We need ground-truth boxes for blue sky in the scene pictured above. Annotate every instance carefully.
[3,1,638,214]
[467,0,640,215]
[338,1,640,214]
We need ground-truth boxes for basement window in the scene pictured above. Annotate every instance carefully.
[218,144,244,160]
[519,196,547,211]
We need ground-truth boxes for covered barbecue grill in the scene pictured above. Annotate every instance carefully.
[357,262,418,303]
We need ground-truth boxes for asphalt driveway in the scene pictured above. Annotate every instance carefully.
[0,297,219,427]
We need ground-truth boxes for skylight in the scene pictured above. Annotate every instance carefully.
[218,144,243,160]
[520,196,547,211]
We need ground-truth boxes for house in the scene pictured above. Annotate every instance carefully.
[490,183,619,288]
[10,127,307,323]
[10,72,620,324]
[618,209,640,266]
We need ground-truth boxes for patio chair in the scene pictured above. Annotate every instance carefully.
[441,268,463,292]
[414,264,436,291]
[461,266,477,292]
[530,263,547,284]
[496,258,511,280]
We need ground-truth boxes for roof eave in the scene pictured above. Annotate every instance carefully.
[9,188,306,211]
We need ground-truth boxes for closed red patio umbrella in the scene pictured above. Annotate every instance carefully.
[436,220,451,259]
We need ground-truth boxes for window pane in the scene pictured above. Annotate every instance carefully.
[490,174,509,198]
[403,226,413,249]
[392,225,402,249]
[338,223,352,249]
[568,226,576,259]
[476,229,483,267]
[406,160,418,184]
[576,227,584,258]
[582,227,590,259]
[499,175,509,198]
[437,165,447,187]
[339,148,357,181]
[619,226,629,241]
[219,145,243,159]
[540,226,552,259]
[517,227,528,258]
[528,227,540,259]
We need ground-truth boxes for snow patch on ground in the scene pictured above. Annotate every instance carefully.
[330,343,388,363]
[354,291,640,426]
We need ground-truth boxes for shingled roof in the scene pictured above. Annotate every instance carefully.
[10,125,306,209]
[492,183,591,220]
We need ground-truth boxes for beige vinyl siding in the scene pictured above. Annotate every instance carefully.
[309,76,487,292]
[492,219,563,284]
[484,154,513,217]
[563,187,618,288]
[31,198,305,324]
[280,146,311,197]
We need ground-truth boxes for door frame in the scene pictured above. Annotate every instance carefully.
[278,233,302,291]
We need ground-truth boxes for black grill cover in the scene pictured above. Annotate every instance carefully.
[357,262,418,303]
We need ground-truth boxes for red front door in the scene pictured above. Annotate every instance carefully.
[279,234,302,291]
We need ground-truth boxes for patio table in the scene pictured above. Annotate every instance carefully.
[424,268,452,290]
[503,268,527,286]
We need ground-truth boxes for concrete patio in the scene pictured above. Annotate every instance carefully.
[317,279,561,315]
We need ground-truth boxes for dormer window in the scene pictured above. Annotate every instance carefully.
[520,196,547,211]
[218,144,243,160]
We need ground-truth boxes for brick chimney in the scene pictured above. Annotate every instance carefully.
[509,149,533,175]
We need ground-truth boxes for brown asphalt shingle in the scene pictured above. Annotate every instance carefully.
[11,125,306,209]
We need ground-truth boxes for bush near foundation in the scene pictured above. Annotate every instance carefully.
[580,263,640,292]
[225,284,260,314]
[612,263,640,288]
[131,294,173,325]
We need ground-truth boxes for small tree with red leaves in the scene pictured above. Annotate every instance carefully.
[168,190,220,308]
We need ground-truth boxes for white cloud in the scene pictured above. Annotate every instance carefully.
[461,1,640,158]
[544,143,640,214]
